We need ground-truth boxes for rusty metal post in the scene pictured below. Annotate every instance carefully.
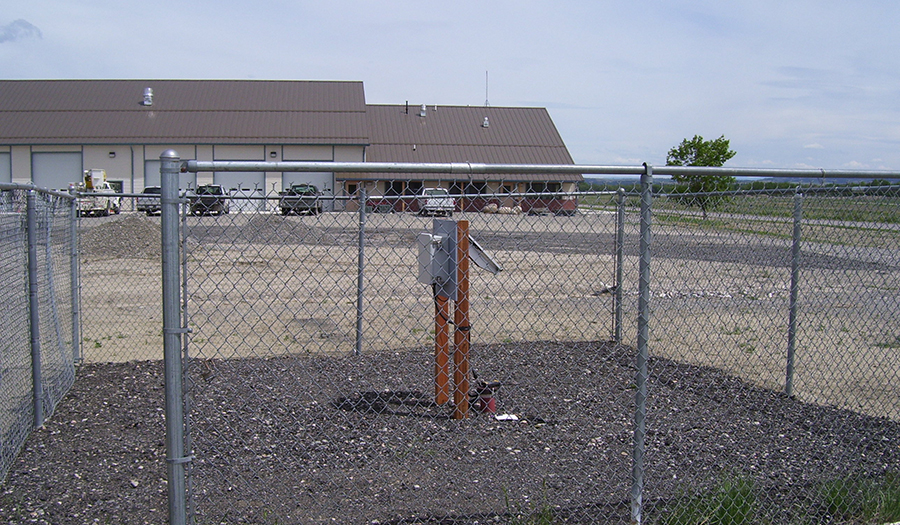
[452,220,471,419]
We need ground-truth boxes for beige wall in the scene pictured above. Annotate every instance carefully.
[334,145,364,162]
[283,145,332,161]
[214,145,265,160]
[83,146,133,191]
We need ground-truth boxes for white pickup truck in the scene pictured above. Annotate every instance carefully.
[415,187,455,217]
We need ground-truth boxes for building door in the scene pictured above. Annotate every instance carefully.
[32,152,82,190]
[0,153,10,184]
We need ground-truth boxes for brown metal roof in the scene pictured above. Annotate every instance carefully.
[0,80,368,145]
[350,104,580,182]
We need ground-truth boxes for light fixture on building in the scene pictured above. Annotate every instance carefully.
[270,151,277,158]
[108,151,116,158]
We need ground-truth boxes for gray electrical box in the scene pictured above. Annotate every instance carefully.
[417,219,502,300]
[417,220,457,299]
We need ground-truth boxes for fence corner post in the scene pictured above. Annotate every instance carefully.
[631,163,653,525]
[161,150,189,525]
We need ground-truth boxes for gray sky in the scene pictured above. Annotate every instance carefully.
[3,1,899,170]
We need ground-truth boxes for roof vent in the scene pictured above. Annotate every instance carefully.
[142,87,153,106]
[419,104,427,117]
[482,116,490,128]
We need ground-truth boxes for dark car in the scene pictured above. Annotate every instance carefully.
[279,183,322,215]
[136,186,161,215]
[189,184,230,216]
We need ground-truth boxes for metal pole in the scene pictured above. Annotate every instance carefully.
[614,188,626,343]
[161,150,188,525]
[70,194,81,364]
[27,190,45,429]
[355,185,367,356]
[786,191,803,397]
[630,164,653,525]
[452,220,471,420]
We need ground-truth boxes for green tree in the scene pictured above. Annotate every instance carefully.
[666,134,736,218]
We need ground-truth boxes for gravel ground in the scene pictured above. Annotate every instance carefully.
[2,341,899,524]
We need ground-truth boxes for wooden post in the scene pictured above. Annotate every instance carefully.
[453,220,471,419]
[434,294,451,405]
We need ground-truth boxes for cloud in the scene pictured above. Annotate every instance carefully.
[803,143,824,149]
[0,19,42,43]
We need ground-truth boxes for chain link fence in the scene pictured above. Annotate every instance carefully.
[26,161,895,523]
[630,184,900,523]
[141,161,897,524]
[77,195,165,363]
[0,184,78,482]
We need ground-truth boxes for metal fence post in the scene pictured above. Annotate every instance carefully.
[356,185,368,356]
[161,150,189,525]
[180,189,196,521]
[70,193,81,364]
[26,190,45,429]
[631,164,653,525]
[614,188,626,343]
[785,191,803,397]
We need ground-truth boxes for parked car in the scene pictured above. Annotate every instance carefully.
[279,183,322,215]
[189,184,230,216]
[414,187,455,217]
[136,186,161,215]
[365,195,396,213]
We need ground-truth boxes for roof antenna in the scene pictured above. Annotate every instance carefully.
[484,71,490,107]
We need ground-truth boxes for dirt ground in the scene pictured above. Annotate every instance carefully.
[1,209,897,524]
[77,211,900,419]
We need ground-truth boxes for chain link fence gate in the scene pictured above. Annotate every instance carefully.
[0,184,78,482]
[162,158,900,524]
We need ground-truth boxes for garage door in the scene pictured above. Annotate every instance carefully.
[0,153,10,183]
[214,172,266,194]
[283,172,335,211]
[32,152,82,190]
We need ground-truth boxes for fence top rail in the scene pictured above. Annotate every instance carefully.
[183,159,900,180]
[0,182,76,200]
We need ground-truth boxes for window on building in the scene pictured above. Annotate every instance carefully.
[406,180,424,195]
[464,181,487,194]
[385,180,404,196]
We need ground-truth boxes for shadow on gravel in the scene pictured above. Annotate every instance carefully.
[332,390,446,418]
